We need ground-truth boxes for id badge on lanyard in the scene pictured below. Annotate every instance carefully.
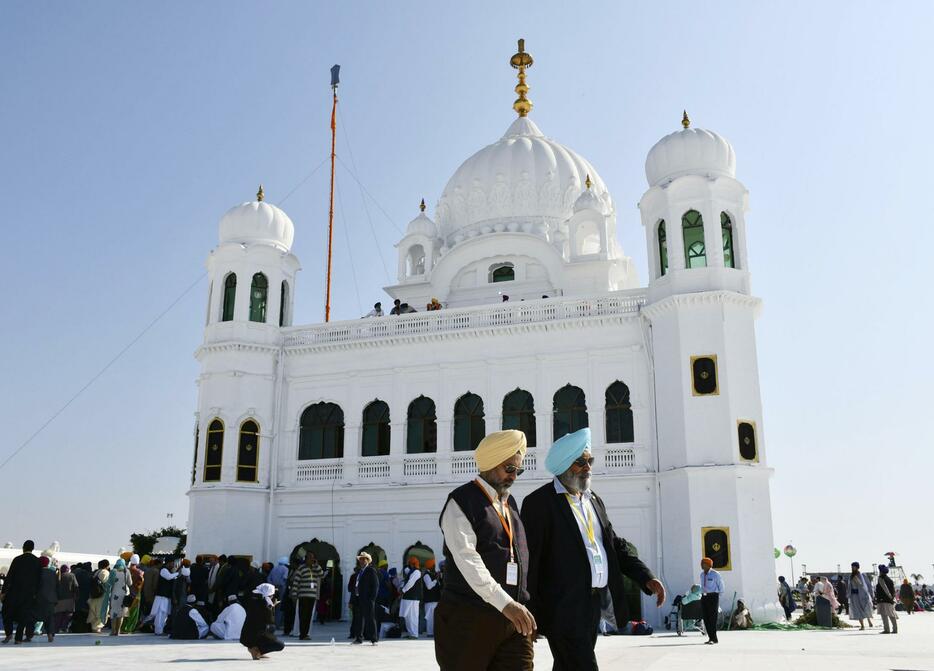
[506,561,519,586]
[592,547,604,581]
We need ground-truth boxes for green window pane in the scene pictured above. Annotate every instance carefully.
[491,264,515,283]
[222,274,236,321]
[502,389,536,447]
[721,212,735,269]
[250,273,268,323]
[657,220,668,277]
[605,381,634,443]
[362,400,391,457]
[553,385,588,441]
[237,419,259,482]
[204,418,224,482]
[682,210,707,269]
[454,393,486,452]
[298,403,344,460]
[279,281,288,327]
[406,396,437,454]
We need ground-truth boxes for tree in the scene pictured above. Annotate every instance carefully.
[129,526,187,557]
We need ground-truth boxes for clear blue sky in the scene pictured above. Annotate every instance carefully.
[2,1,931,578]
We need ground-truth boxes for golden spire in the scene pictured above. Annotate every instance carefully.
[585,174,592,190]
[682,110,690,129]
[419,198,426,213]
[257,184,265,201]
[509,38,534,117]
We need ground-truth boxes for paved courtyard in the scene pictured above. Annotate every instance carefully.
[1,614,932,670]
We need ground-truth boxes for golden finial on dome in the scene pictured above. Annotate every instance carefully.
[509,38,534,118]
[419,198,426,213]
[585,174,592,190]
[682,110,690,129]
[257,184,265,201]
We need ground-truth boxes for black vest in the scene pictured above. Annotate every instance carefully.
[423,571,441,603]
[402,569,423,600]
[156,571,175,599]
[440,481,529,607]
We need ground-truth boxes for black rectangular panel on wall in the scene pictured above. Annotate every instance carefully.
[701,527,731,570]
[690,355,719,396]
[738,421,757,461]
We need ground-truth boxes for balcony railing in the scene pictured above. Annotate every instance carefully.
[282,292,645,348]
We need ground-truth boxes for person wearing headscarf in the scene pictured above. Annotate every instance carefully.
[422,558,441,637]
[846,562,875,629]
[521,428,665,668]
[399,556,423,639]
[35,556,58,641]
[105,558,132,636]
[815,576,839,611]
[875,565,898,634]
[240,583,284,660]
[54,564,79,635]
[121,554,145,633]
[777,576,795,620]
[211,594,247,640]
[899,579,915,615]
[87,559,111,634]
[435,430,536,671]
[267,556,289,629]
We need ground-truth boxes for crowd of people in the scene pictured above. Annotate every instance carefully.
[361,294,554,318]
[776,564,934,633]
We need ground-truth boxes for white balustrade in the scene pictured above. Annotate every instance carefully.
[295,460,343,482]
[604,447,636,471]
[403,455,438,478]
[451,454,477,476]
[358,459,390,480]
[283,293,645,348]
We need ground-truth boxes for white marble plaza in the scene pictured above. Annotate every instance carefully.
[2,614,931,670]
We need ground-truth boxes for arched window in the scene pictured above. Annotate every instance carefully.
[203,418,224,482]
[406,245,426,276]
[222,273,236,322]
[657,220,668,276]
[489,262,515,283]
[279,280,289,327]
[605,381,634,443]
[553,384,588,441]
[454,393,486,452]
[237,419,260,482]
[407,396,437,454]
[721,212,735,268]
[250,272,268,323]
[298,402,345,460]
[361,400,391,457]
[502,389,536,447]
[682,210,707,268]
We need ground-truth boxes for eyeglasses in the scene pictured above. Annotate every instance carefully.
[502,465,525,475]
[572,456,595,468]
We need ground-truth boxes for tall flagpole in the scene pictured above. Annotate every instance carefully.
[326,64,340,322]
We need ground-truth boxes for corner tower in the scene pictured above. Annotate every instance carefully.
[188,186,300,559]
[639,115,780,621]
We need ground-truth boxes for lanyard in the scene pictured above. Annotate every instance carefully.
[565,493,597,548]
[474,479,515,561]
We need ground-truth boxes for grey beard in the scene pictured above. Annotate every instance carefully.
[480,472,512,497]
[558,469,590,494]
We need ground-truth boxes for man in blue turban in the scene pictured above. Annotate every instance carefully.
[521,428,666,670]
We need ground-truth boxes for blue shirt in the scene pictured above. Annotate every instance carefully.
[701,569,724,594]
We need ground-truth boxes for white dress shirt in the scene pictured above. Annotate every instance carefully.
[700,569,724,594]
[189,608,209,638]
[553,477,608,589]
[439,477,516,612]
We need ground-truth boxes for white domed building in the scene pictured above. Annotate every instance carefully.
[186,47,781,624]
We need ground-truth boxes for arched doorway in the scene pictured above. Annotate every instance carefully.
[402,540,435,569]
[357,541,388,569]
[290,538,343,621]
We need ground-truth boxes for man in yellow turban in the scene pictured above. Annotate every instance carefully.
[435,430,536,670]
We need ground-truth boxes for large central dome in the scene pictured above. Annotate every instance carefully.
[435,116,612,243]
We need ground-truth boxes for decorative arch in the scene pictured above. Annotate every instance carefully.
[237,419,260,482]
[574,220,602,256]
[489,262,515,283]
[454,392,486,452]
[203,418,224,482]
[407,396,437,454]
[402,540,436,569]
[406,244,426,276]
[357,542,388,568]
[249,272,268,322]
[361,400,391,457]
[502,389,536,447]
[553,384,588,441]
[605,381,634,443]
[298,402,345,460]
[290,538,343,620]
[721,212,736,268]
[682,210,707,268]
[657,220,668,277]
[279,280,289,327]
[221,273,236,321]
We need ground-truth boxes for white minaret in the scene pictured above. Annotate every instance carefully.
[638,113,781,621]
[188,186,300,559]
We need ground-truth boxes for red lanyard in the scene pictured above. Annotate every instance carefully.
[474,479,515,561]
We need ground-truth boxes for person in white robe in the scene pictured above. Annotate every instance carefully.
[148,563,180,635]
[211,594,247,640]
[399,559,422,639]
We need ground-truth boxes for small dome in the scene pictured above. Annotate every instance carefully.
[573,187,606,214]
[436,116,610,241]
[645,127,735,187]
[406,211,437,238]
[219,199,294,251]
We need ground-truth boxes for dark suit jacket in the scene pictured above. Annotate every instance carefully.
[520,480,656,638]
[356,565,379,603]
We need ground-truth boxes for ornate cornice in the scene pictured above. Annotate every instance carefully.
[641,290,761,320]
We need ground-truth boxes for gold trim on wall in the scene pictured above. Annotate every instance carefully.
[737,419,758,463]
[701,526,732,571]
